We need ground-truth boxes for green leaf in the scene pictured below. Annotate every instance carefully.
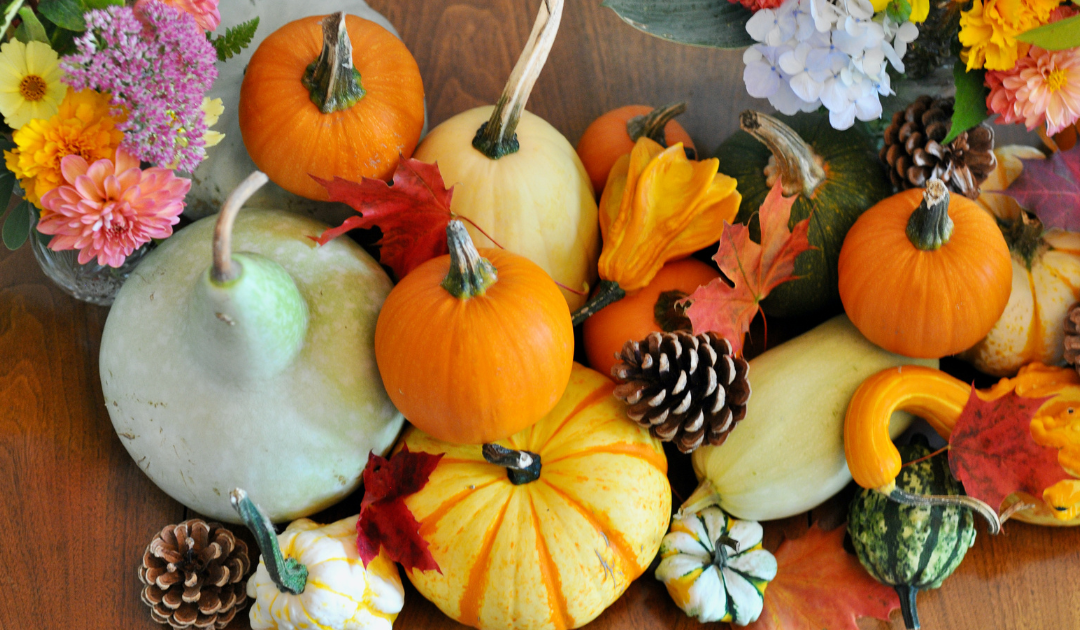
[0,172,16,212]
[0,0,25,37]
[82,0,123,8]
[601,0,754,49]
[2,199,31,250]
[944,63,989,144]
[210,17,259,62]
[15,6,48,43]
[887,0,912,24]
[37,0,85,31]
[1016,14,1080,50]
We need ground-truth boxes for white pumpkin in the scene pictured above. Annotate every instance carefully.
[655,503,776,625]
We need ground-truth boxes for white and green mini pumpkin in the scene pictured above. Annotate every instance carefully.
[655,503,776,626]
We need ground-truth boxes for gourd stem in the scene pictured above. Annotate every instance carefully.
[885,487,1001,535]
[906,179,953,251]
[301,12,365,114]
[482,443,542,485]
[739,110,826,198]
[711,533,739,568]
[676,480,723,519]
[212,171,269,284]
[895,584,921,630]
[472,0,563,159]
[627,102,687,145]
[999,212,1046,269]
[229,489,308,595]
[442,221,498,298]
[570,280,626,326]
[654,290,692,332]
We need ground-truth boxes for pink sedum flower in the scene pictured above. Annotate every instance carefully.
[37,150,190,267]
[136,0,220,31]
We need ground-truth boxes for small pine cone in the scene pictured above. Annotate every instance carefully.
[611,331,751,453]
[1065,303,1080,372]
[880,95,997,199]
[139,519,251,630]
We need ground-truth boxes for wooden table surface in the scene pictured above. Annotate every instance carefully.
[1,1,1077,629]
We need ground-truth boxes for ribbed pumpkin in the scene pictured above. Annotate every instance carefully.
[838,180,1013,358]
[239,12,425,200]
[411,0,598,310]
[399,362,671,630]
[715,110,890,316]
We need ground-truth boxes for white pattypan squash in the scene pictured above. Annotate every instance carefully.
[655,504,776,626]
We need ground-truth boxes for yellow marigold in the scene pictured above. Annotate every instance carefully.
[4,88,124,207]
[959,0,1063,71]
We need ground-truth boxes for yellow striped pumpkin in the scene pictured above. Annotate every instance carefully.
[399,362,671,630]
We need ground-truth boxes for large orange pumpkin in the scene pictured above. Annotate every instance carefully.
[375,221,574,445]
[400,362,671,630]
[239,12,425,200]
[838,179,1012,358]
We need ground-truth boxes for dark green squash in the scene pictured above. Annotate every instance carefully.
[716,111,890,317]
[847,435,977,630]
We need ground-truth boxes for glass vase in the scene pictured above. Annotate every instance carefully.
[29,227,152,306]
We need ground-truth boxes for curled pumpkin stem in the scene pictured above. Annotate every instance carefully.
[482,443,542,485]
[739,110,825,198]
[230,488,308,595]
[884,486,1003,535]
[627,102,687,147]
[212,171,269,284]
[570,279,625,326]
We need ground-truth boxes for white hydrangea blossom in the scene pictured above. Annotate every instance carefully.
[742,0,918,129]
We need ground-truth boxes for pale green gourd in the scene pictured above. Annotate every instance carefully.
[100,173,403,523]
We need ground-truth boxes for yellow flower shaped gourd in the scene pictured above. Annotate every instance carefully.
[959,0,1062,71]
[598,137,741,293]
[0,39,66,129]
[4,88,124,207]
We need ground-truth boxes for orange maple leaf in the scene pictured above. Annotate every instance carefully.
[682,180,812,355]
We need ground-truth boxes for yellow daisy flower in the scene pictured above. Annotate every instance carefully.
[959,0,1063,71]
[0,39,66,130]
[4,88,125,208]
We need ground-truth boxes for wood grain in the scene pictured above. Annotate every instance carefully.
[0,1,1074,629]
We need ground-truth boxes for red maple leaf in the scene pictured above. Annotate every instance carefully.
[682,180,812,355]
[948,387,1070,513]
[313,158,461,280]
[749,523,900,630]
[356,445,443,573]
[1002,144,1080,231]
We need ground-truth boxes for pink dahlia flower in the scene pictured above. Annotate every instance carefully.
[37,150,190,268]
[136,0,220,31]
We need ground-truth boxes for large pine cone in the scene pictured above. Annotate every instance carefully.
[881,95,996,199]
[139,519,250,629]
[612,331,751,453]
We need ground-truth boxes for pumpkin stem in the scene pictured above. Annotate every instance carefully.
[906,179,953,251]
[570,279,626,326]
[895,584,921,630]
[471,0,563,159]
[711,533,740,568]
[998,212,1046,270]
[739,110,826,198]
[212,171,270,284]
[482,443,542,484]
[627,102,690,152]
[229,488,308,595]
[302,12,365,115]
[654,290,692,332]
[884,486,1002,535]
[442,221,498,298]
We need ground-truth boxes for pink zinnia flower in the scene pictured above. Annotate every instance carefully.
[37,150,191,268]
[136,0,220,32]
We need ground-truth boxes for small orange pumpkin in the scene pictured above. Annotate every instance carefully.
[838,179,1012,359]
[239,12,425,200]
[374,221,574,445]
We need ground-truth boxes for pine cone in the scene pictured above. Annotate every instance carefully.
[881,95,997,199]
[1065,303,1080,373]
[612,331,751,453]
[139,519,250,629]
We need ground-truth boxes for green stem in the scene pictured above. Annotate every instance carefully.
[906,179,953,251]
[739,110,826,199]
[627,102,687,145]
[570,279,626,326]
[301,12,365,115]
[886,487,1001,535]
[229,488,308,595]
[711,533,739,568]
[482,443,542,485]
[895,584,921,630]
[441,221,498,298]
[472,0,563,159]
[999,211,1046,270]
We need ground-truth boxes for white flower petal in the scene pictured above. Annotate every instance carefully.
[744,60,782,99]
[769,78,811,115]
[746,9,778,42]
[830,101,858,129]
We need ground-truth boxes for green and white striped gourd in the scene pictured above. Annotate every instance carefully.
[655,503,776,626]
[848,436,977,630]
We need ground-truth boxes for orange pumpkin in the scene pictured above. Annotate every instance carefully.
[374,221,574,445]
[400,362,671,630]
[583,257,719,377]
[576,103,696,195]
[838,179,1012,358]
[239,13,425,200]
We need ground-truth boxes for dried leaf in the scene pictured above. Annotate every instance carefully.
[750,522,900,630]
[314,158,457,280]
[356,446,443,573]
[682,180,812,355]
[949,387,1070,513]
[1002,144,1080,231]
